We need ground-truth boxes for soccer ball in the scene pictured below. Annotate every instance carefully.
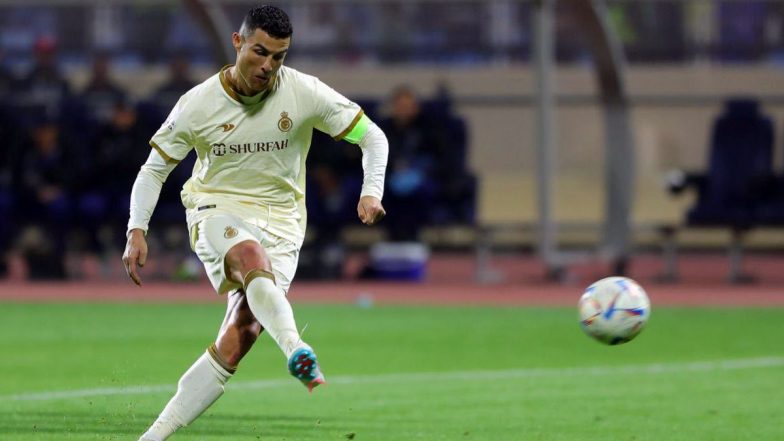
[578,276,650,345]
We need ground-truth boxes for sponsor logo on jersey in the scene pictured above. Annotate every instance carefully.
[224,226,238,239]
[219,123,235,132]
[278,112,292,132]
[211,139,289,157]
[213,143,228,156]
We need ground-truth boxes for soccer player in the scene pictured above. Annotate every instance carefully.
[122,6,388,440]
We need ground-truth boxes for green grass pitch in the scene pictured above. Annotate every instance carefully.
[0,302,782,440]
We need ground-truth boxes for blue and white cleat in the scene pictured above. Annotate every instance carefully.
[287,347,325,392]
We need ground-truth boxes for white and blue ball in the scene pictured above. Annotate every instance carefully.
[578,276,650,345]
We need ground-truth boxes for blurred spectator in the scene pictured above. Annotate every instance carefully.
[309,166,355,235]
[302,113,368,278]
[0,49,18,276]
[0,3,781,67]
[378,86,438,241]
[426,84,476,226]
[719,1,767,61]
[15,118,72,221]
[15,37,71,120]
[0,50,13,99]
[301,165,356,279]
[152,54,197,111]
[617,2,687,62]
[0,100,16,277]
[77,99,148,250]
[135,54,198,191]
[12,117,74,279]
[80,52,127,124]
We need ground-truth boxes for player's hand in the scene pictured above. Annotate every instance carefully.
[357,195,386,226]
[122,229,148,286]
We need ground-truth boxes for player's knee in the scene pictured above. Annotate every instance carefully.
[225,240,271,282]
[228,241,269,270]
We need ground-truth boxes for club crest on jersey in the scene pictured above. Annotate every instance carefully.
[278,112,292,132]
[224,226,238,239]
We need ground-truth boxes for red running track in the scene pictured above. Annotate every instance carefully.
[1,280,783,307]
[2,253,784,306]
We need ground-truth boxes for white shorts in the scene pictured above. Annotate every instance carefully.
[189,214,300,295]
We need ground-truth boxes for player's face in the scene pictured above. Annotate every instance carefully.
[232,28,290,94]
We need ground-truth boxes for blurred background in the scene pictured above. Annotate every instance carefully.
[3,5,784,440]
[0,0,783,286]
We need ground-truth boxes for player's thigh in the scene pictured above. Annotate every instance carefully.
[191,214,262,295]
[224,239,273,285]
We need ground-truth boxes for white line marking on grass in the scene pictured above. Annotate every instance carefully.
[4,356,783,402]
[2,385,175,402]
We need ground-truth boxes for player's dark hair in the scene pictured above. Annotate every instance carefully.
[240,5,293,39]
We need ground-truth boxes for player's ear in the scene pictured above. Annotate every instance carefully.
[231,32,242,52]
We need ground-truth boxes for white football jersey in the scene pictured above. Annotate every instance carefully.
[150,65,363,246]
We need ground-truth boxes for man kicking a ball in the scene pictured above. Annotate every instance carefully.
[122,5,388,440]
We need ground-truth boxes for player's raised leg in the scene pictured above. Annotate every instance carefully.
[139,291,262,441]
[225,240,325,391]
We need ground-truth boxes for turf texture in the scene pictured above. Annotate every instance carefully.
[0,303,782,440]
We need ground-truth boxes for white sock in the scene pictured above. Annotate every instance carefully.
[139,351,232,441]
[245,276,306,358]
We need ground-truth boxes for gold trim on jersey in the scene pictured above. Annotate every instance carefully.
[219,65,276,106]
[219,65,243,103]
[149,141,181,164]
[333,109,365,141]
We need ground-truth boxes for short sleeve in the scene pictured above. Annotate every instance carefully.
[149,95,194,163]
[311,79,363,141]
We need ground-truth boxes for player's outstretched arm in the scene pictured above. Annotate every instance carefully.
[123,148,178,286]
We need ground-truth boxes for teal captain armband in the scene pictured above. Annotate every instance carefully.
[341,114,371,144]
